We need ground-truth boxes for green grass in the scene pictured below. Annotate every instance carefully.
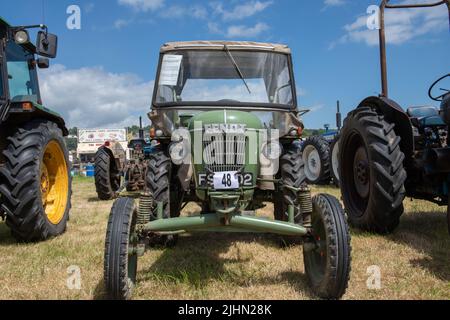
[0,178,448,300]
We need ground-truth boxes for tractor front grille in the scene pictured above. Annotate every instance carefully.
[203,127,247,172]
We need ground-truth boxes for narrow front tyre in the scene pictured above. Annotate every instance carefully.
[303,194,351,299]
[104,197,138,300]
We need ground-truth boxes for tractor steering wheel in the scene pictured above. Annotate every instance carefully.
[428,73,450,102]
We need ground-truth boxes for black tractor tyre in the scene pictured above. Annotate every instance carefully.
[447,196,449,235]
[146,150,178,247]
[303,194,351,299]
[0,119,71,242]
[104,197,138,300]
[274,144,307,245]
[339,107,407,234]
[301,136,331,185]
[95,148,121,200]
[330,135,340,187]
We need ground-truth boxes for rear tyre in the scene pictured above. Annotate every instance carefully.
[104,197,138,300]
[339,107,406,233]
[447,195,449,235]
[146,150,178,247]
[95,147,121,200]
[0,119,71,242]
[302,136,331,185]
[303,194,351,299]
[330,135,340,187]
[274,144,306,245]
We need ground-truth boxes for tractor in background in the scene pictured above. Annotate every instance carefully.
[339,0,450,234]
[94,117,155,200]
[302,101,342,186]
[0,18,71,241]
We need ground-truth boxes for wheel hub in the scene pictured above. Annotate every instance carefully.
[353,147,370,198]
[303,145,321,181]
[41,141,69,225]
[40,165,50,198]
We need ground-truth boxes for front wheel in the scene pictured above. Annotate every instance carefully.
[303,194,351,299]
[104,197,138,300]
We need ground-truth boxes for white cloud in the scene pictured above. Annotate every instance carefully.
[160,5,208,19]
[118,0,164,12]
[39,65,154,128]
[114,19,132,29]
[211,1,273,21]
[332,1,448,48]
[324,0,345,7]
[224,22,270,38]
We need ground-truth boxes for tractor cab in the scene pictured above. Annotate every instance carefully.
[0,17,58,123]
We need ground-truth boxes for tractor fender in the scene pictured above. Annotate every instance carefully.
[356,96,414,160]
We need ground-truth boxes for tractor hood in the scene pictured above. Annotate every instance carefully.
[188,110,264,131]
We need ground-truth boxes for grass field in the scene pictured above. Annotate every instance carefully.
[0,176,448,300]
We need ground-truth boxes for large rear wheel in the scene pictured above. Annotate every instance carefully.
[330,135,340,187]
[339,107,406,233]
[274,144,306,245]
[95,147,121,200]
[447,194,449,235]
[303,194,351,299]
[302,136,331,185]
[0,119,71,241]
[146,150,178,247]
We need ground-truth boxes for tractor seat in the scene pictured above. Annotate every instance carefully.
[407,106,446,129]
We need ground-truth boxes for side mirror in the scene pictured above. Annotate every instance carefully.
[36,31,58,58]
[37,58,50,69]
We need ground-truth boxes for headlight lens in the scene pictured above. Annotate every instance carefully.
[14,30,29,44]
[169,141,186,164]
[262,141,283,160]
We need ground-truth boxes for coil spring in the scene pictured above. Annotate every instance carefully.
[137,192,153,225]
[299,188,313,215]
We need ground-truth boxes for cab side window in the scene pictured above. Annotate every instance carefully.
[6,41,38,102]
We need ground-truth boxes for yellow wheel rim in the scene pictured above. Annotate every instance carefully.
[40,140,69,225]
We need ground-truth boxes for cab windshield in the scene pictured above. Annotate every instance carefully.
[6,41,39,103]
[154,50,295,107]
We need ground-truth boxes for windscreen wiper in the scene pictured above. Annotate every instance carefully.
[223,45,252,94]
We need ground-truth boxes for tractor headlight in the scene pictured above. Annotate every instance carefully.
[14,30,30,45]
[262,141,283,160]
[169,141,187,164]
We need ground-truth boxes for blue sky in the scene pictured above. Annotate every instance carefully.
[1,0,448,128]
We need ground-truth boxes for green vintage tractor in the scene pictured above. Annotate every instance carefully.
[103,41,351,300]
[0,18,71,241]
[339,0,450,234]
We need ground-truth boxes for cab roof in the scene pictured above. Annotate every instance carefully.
[0,17,11,27]
[160,41,291,54]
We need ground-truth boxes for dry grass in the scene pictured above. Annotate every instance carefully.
[0,177,448,300]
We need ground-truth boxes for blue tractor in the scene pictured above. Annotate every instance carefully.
[339,0,450,234]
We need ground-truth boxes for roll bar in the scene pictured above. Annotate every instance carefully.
[379,0,450,98]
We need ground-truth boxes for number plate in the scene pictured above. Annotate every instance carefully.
[213,171,240,190]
